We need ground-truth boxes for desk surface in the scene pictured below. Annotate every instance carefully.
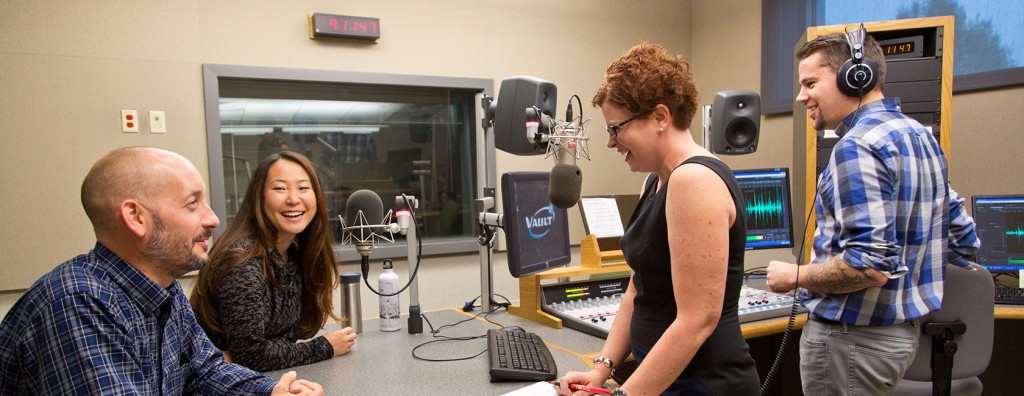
[266,308,600,395]
[267,303,1024,394]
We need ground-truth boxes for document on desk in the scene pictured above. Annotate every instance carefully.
[580,197,625,238]
[501,381,559,396]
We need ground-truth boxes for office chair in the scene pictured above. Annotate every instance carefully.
[891,263,993,396]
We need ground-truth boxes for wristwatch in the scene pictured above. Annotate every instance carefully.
[610,389,628,396]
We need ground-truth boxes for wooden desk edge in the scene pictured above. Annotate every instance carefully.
[741,315,808,339]
[995,305,1024,320]
[740,306,1023,339]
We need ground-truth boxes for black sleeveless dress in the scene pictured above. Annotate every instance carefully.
[620,156,760,395]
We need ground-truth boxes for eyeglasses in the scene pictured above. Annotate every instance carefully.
[606,114,638,138]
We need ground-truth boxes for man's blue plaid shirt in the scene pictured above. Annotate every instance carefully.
[803,98,979,326]
[0,242,277,395]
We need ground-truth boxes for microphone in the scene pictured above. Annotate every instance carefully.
[550,162,582,209]
[526,107,586,209]
[342,189,397,276]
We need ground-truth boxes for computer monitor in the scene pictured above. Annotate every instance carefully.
[501,171,572,277]
[733,168,795,250]
[971,195,1024,273]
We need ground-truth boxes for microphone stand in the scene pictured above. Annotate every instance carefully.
[343,203,422,334]
[398,195,424,334]
[476,93,500,312]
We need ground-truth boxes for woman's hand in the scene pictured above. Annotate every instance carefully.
[324,326,357,356]
[553,368,608,396]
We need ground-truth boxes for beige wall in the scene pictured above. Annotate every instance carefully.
[691,0,1024,267]
[0,0,688,291]
[2,0,1021,294]
[690,1,800,267]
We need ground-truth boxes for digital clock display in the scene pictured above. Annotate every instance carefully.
[877,35,924,60]
[882,41,915,56]
[309,13,380,42]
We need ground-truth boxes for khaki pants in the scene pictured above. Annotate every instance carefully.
[799,317,919,396]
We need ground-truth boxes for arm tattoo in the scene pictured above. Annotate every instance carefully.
[804,255,884,294]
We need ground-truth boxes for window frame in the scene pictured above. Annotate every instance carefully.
[202,64,493,262]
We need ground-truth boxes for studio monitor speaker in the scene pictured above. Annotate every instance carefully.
[492,76,556,156]
[709,90,760,155]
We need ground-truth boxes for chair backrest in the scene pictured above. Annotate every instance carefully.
[902,263,994,381]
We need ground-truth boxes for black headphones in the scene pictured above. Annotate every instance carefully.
[836,24,878,97]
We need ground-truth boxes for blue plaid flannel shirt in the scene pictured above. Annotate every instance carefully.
[0,243,277,395]
[803,98,979,326]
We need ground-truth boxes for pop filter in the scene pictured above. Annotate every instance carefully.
[346,189,385,229]
[549,163,582,209]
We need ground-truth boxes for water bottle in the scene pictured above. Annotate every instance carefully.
[339,272,362,334]
[378,260,401,332]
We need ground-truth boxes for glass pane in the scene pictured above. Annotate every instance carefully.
[217,79,478,244]
[814,0,1023,75]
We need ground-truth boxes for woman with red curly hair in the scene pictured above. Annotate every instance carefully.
[555,43,760,396]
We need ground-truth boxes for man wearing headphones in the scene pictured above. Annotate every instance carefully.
[765,26,978,395]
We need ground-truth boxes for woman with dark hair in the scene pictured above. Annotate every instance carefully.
[191,151,356,372]
[554,43,759,396]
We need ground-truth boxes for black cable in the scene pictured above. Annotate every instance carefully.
[568,94,583,126]
[849,94,865,128]
[410,307,506,362]
[360,194,424,297]
[761,62,867,392]
[462,293,513,312]
[494,293,513,307]
[478,233,510,313]
[744,266,768,281]
[993,272,1020,282]
[760,187,818,395]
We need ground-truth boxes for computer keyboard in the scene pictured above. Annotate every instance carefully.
[487,327,557,381]
[994,287,1024,305]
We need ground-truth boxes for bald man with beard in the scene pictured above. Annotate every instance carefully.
[0,147,324,395]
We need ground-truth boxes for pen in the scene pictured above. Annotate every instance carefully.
[549,381,613,395]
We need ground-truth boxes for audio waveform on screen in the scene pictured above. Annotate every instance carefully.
[1006,225,1024,240]
[743,186,786,230]
[1006,224,1024,254]
[1007,212,1024,254]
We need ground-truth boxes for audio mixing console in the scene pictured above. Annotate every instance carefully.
[541,277,806,338]
[737,284,806,323]
[541,277,626,338]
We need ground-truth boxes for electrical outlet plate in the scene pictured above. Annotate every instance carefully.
[121,110,139,133]
[150,110,166,133]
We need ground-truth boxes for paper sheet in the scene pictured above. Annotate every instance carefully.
[501,381,559,396]
[580,197,625,238]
